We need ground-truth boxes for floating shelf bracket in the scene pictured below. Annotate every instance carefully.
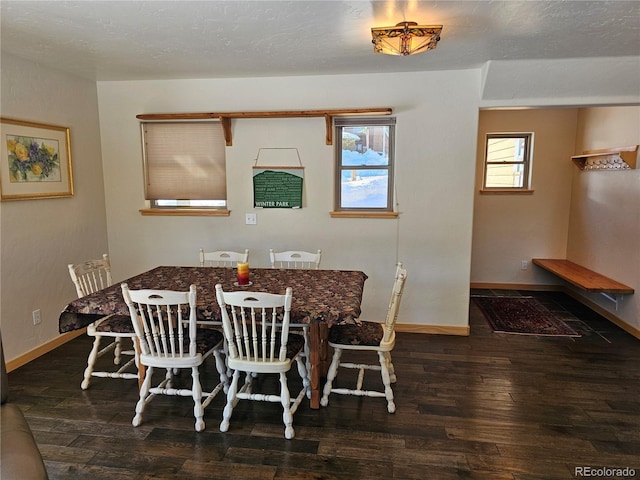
[137,108,393,146]
[600,292,624,311]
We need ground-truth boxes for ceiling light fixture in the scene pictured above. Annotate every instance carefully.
[371,21,442,56]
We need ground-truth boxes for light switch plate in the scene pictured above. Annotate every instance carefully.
[245,213,257,225]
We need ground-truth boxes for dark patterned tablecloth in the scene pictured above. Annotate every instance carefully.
[59,266,368,333]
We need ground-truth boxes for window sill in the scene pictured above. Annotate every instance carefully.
[139,209,231,217]
[330,211,399,219]
[479,189,534,195]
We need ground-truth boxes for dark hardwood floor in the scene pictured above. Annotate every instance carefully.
[7,290,640,479]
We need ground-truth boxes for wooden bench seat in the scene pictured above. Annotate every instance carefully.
[532,259,634,294]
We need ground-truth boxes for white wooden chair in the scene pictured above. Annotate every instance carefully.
[68,254,138,390]
[215,284,309,439]
[200,249,249,267]
[199,248,250,375]
[268,248,322,374]
[121,284,227,432]
[269,249,321,270]
[321,263,407,413]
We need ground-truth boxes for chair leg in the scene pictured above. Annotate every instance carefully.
[133,340,141,382]
[165,368,174,389]
[378,351,396,413]
[212,349,229,394]
[320,347,342,407]
[220,370,240,433]
[301,326,311,371]
[113,337,122,365]
[81,335,102,390]
[384,351,397,383]
[133,366,154,427]
[289,325,311,397]
[295,356,310,396]
[191,367,205,432]
[279,372,294,440]
[221,341,232,379]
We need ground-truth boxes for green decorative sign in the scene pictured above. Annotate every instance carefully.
[253,167,303,208]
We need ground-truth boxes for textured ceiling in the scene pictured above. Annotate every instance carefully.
[1,0,639,81]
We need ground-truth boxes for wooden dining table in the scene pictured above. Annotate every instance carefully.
[59,265,368,408]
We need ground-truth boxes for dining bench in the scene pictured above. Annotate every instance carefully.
[532,258,634,309]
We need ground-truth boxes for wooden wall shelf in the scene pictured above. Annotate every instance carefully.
[571,145,638,171]
[532,258,634,310]
[136,108,393,146]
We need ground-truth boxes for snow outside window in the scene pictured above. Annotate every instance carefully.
[334,117,395,211]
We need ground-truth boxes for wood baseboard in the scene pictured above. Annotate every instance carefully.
[471,282,639,340]
[396,323,470,336]
[6,329,85,372]
[561,289,640,340]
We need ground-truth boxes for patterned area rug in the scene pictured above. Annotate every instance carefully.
[473,296,581,337]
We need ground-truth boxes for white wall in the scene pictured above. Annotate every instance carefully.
[0,53,109,361]
[471,108,577,285]
[481,57,640,107]
[567,106,640,330]
[97,70,481,331]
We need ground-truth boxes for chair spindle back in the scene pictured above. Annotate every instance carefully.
[269,249,322,270]
[68,253,112,297]
[122,284,198,359]
[382,264,407,343]
[200,249,249,268]
[215,285,293,364]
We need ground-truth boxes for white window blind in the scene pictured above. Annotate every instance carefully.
[142,122,227,201]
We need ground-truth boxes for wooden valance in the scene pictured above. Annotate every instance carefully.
[136,108,393,146]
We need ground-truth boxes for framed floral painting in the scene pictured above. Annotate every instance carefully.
[0,118,73,200]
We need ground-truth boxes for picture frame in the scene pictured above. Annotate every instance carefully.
[1,117,74,200]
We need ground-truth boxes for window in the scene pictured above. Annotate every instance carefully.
[141,121,227,210]
[334,117,395,213]
[483,133,533,191]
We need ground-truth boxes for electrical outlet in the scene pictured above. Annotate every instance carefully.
[32,309,42,325]
[245,213,257,225]
[521,260,528,270]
